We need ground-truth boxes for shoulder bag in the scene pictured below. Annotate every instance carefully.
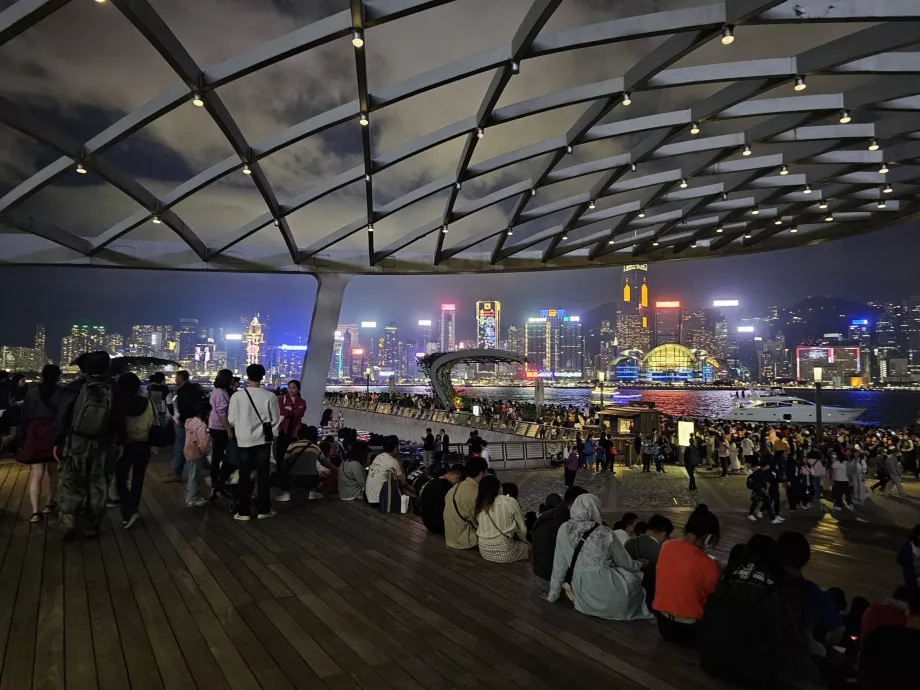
[562,524,600,602]
[244,389,274,443]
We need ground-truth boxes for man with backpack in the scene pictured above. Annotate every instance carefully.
[53,351,125,539]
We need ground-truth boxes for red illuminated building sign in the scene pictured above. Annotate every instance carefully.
[655,301,680,308]
[441,304,456,311]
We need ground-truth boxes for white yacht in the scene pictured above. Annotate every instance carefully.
[724,388,864,424]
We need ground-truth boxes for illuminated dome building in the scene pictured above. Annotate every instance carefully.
[613,344,717,384]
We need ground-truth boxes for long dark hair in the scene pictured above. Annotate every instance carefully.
[38,364,61,407]
[348,441,369,466]
[474,474,502,517]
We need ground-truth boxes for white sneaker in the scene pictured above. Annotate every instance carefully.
[771,517,783,524]
[124,513,141,530]
[234,513,251,522]
[748,515,758,521]
[775,516,785,522]
[186,497,208,507]
[831,506,842,511]
[307,491,323,500]
[275,491,292,503]
[257,510,276,520]
[755,511,763,518]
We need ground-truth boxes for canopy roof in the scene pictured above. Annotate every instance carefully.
[2,0,919,276]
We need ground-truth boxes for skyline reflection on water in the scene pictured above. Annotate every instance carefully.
[326,385,920,427]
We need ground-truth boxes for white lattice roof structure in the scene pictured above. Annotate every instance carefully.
[2,0,919,276]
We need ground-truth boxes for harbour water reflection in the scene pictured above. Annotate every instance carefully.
[326,385,920,427]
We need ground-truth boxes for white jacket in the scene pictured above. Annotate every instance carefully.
[228,387,281,448]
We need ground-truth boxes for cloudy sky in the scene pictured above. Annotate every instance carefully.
[1,0,918,348]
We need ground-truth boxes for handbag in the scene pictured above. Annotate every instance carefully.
[147,400,175,448]
[562,524,600,602]
[244,390,274,443]
[378,469,401,513]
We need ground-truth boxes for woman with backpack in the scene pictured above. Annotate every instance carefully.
[547,494,650,621]
[18,364,61,523]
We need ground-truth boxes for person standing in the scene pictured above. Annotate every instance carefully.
[899,435,917,479]
[227,364,281,521]
[183,401,212,507]
[852,450,868,505]
[885,447,907,499]
[116,373,154,529]
[163,370,197,483]
[422,428,435,467]
[208,369,234,501]
[53,351,125,539]
[440,429,450,467]
[741,433,754,472]
[684,441,700,490]
[717,438,730,478]
[276,380,306,464]
[17,364,62,523]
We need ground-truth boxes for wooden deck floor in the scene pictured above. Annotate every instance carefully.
[0,458,908,690]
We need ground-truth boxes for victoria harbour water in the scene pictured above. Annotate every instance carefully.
[327,385,920,427]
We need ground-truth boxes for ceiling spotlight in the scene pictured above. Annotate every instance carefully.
[652,240,659,247]
[566,145,573,154]
[774,218,783,225]
[476,127,484,139]
[94,0,106,3]
[721,192,728,201]
[883,182,893,194]
[192,93,204,107]
[511,61,520,74]
[878,163,890,174]
[721,26,734,45]
[868,138,879,151]
[638,208,646,218]
[530,188,537,197]
[818,200,828,209]
[630,163,637,172]
[742,145,752,156]
[803,184,812,194]
[273,219,280,227]
[679,177,688,189]
[877,200,887,209]
[367,224,374,232]
[790,226,798,233]
[839,110,851,124]
[691,241,699,248]
[242,164,251,175]
[588,200,596,210]
[75,163,87,174]
[359,112,369,126]
[608,239,615,245]
[824,214,834,222]
[365,174,371,182]
[442,225,449,234]
[779,165,789,175]
[455,182,461,190]
[750,205,759,215]
[622,92,632,106]
[716,225,724,233]
[690,122,700,135]
[151,215,161,224]
[352,31,364,48]
[794,76,806,91]
[561,234,568,241]
[744,233,752,239]
[507,229,513,236]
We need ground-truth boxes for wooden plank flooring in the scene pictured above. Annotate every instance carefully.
[0,458,908,689]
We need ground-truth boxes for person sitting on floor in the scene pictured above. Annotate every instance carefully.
[547,494,651,621]
[624,514,673,607]
[337,441,368,501]
[860,585,913,639]
[419,466,462,534]
[443,456,488,549]
[531,486,587,592]
[652,504,721,648]
[612,512,639,544]
[365,435,411,506]
[475,475,529,563]
[858,591,920,689]
[276,425,336,502]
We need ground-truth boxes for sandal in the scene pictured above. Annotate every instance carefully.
[30,513,44,523]
[42,501,58,515]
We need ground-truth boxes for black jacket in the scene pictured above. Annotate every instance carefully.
[531,506,570,581]
[175,383,204,423]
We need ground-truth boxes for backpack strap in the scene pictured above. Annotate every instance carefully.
[565,524,600,585]
[451,486,475,527]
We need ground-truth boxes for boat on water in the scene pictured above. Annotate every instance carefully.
[723,387,864,424]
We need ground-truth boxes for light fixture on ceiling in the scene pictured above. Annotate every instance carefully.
[877,199,887,209]
[790,226,798,233]
[455,182,461,190]
[530,188,537,197]
[742,145,752,156]
[774,218,783,225]
[744,233,752,239]
[721,25,734,45]
[638,208,646,218]
[750,205,759,215]
[151,215,161,224]
[690,122,700,135]
[679,177,688,189]
[868,138,879,151]
[803,184,812,194]
[793,76,806,91]
[691,241,699,248]
[511,61,520,74]
[652,240,659,247]
[352,31,364,48]
[359,112,369,126]
[507,229,513,236]
[367,224,374,232]
[442,225,449,234]
[818,199,828,209]
[879,163,890,174]
[273,219,280,227]
[608,239,615,244]
[882,182,893,193]
[476,127,484,139]
[716,225,724,233]
[192,93,204,107]
[630,163,637,172]
[622,92,632,106]
[566,145,573,154]
[94,0,106,4]
[824,213,834,222]
[839,109,852,124]
[364,174,371,182]
[76,163,87,174]
[242,164,251,175]
[779,165,789,175]
[588,200,596,210]
[561,234,568,240]
[721,192,728,201]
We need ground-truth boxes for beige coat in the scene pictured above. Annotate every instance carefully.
[443,477,479,549]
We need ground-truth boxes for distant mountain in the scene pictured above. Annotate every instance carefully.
[778,295,872,345]
[580,301,618,332]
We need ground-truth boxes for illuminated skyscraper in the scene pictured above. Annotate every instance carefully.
[653,302,682,347]
[245,316,264,365]
[416,319,432,357]
[439,304,456,352]
[34,324,45,361]
[383,323,398,370]
[617,264,650,350]
[557,317,584,376]
[524,318,551,373]
[60,324,105,368]
[475,301,500,350]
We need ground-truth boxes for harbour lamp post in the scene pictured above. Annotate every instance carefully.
[366,367,372,396]
[598,371,605,408]
[813,367,823,445]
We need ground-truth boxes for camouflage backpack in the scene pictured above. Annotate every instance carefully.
[70,380,113,438]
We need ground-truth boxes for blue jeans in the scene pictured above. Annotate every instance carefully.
[171,424,186,477]
[185,458,201,504]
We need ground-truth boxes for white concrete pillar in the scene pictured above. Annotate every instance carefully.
[300,273,353,425]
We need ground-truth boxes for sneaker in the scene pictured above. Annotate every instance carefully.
[771,517,784,524]
[801,503,811,509]
[185,497,209,508]
[307,491,323,500]
[257,510,276,520]
[775,516,785,522]
[275,491,292,503]
[755,511,763,518]
[124,513,141,530]
[748,514,758,521]
[233,513,251,522]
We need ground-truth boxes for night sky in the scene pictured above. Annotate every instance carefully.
[2,1,919,351]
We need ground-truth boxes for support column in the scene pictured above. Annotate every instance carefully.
[300,272,353,426]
